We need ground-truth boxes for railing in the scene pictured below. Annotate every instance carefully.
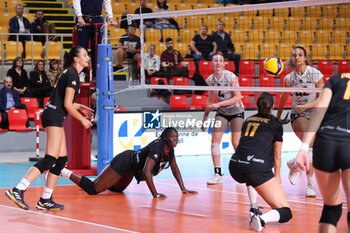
[0,32,70,77]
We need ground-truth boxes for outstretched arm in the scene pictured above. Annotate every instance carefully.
[171,157,198,195]
[143,157,165,198]
[273,141,282,184]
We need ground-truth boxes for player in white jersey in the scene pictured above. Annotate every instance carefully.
[201,54,261,217]
[277,46,324,197]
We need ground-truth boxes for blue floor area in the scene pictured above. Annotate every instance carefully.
[0,151,297,189]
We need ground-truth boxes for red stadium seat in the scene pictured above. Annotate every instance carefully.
[8,109,33,131]
[317,60,334,77]
[181,60,196,78]
[239,76,254,87]
[224,61,235,74]
[199,60,214,79]
[21,97,39,119]
[170,95,189,110]
[190,95,208,110]
[173,77,190,86]
[150,77,169,97]
[338,60,350,73]
[259,76,276,87]
[34,108,44,131]
[239,60,255,78]
[241,93,251,109]
[0,114,8,132]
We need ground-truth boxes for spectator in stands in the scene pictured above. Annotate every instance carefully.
[47,59,62,87]
[134,0,154,30]
[29,60,53,107]
[73,0,116,78]
[144,44,161,78]
[190,25,217,73]
[0,76,28,129]
[30,10,57,45]
[116,24,141,71]
[211,20,240,76]
[8,4,31,58]
[152,0,177,42]
[160,37,188,79]
[6,56,30,97]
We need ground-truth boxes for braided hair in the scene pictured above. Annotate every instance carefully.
[159,127,178,146]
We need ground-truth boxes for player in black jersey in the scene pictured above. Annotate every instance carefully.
[229,92,292,232]
[296,73,350,233]
[6,46,94,210]
[60,127,197,198]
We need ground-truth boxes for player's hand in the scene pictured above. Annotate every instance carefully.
[208,103,220,111]
[154,193,166,199]
[78,16,85,27]
[78,104,94,118]
[294,105,305,114]
[81,118,93,129]
[296,150,310,171]
[278,112,290,125]
[182,189,198,195]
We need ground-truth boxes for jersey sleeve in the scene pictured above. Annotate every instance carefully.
[324,74,339,91]
[147,143,162,162]
[226,70,237,84]
[65,69,79,89]
[273,121,283,142]
[206,75,213,86]
[284,73,291,87]
[312,67,324,83]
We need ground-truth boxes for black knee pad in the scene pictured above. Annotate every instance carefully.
[79,176,97,195]
[347,212,350,225]
[33,155,57,173]
[276,207,293,223]
[50,156,68,175]
[319,204,342,227]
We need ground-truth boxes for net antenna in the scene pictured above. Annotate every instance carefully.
[122,0,349,94]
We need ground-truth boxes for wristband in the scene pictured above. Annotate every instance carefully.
[300,143,309,151]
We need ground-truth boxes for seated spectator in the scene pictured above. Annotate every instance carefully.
[160,38,188,79]
[152,0,177,42]
[134,0,154,30]
[0,76,28,129]
[30,10,57,45]
[144,44,161,78]
[211,20,241,76]
[47,59,62,87]
[190,25,217,73]
[6,57,30,97]
[8,4,31,58]
[29,60,52,106]
[116,25,141,71]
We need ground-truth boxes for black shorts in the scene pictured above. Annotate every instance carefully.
[229,160,274,187]
[126,52,140,59]
[216,111,245,122]
[313,135,350,172]
[110,150,134,176]
[41,109,64,128]
[290,113,310,124]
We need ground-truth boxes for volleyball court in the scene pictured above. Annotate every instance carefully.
[1,0,350,232]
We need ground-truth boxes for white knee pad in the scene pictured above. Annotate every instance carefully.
[211,143,220,156]
[308,148,313,161]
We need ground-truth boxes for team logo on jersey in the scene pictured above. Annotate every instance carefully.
[143,110,161,129]
[246,155,254,161]
[72,80,77,86]
[154,154,158,159]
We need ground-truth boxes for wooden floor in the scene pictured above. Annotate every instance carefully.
[0,175,348,233]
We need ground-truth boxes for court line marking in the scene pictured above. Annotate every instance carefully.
[140,206,208,218]
[0,204,139,233]
[155,181,348,209]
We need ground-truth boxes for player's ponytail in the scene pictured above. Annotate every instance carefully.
[257,92,275,120]
[63,46,84,69]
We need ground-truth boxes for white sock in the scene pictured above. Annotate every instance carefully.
[307,174,314,186]
[61,168,72,179]
[42,187,53,199]
[16,178,30,191]
[261,209,280,223]
[247,186,258,208]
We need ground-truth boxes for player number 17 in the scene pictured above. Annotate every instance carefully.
[244,122,261,137]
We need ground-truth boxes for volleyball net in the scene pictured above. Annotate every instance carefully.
[106,0,350,95]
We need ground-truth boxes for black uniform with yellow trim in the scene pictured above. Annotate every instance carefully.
[313,73,350,172]
[110,138,174,183]
[229,113,283,187]
[41,66,80,128]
